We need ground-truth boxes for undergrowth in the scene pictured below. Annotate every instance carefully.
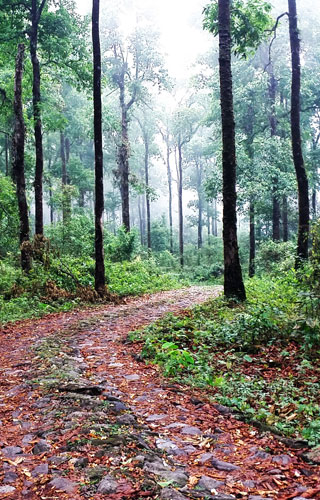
[0,257,184,324]
[130,271,320,446]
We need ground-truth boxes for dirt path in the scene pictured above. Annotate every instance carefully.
[0,286,319,500]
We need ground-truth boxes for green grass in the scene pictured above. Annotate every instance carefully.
[0,257,185,325]
[130,272,320,446]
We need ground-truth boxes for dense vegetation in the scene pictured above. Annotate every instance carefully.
[1,0,320,456]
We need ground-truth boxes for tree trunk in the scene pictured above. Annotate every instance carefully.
[166,136,173,253]
[30,0,45,236]
[60,130,71,225]
[196,162,203,250]
[5,133,9,176]
[118,76,130,232]
[267,64,281,241]
[213,199,218,236]
[218,0,246,301]
[282,195,288,242]
[249,201,255,278]
[144,134,151,250]
[312,190,316,218]
[177,142,184,267]
[288,0,309,264]
[12,44,31,272]
[92,0,105,294]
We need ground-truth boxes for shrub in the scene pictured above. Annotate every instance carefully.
[255,240,295,275]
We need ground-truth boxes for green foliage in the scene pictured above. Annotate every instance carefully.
[0,176,19,256]
[106,226,138,262]
[46,215,95,257]
[255,240,296,275]
[203,0,274,58]
[132,273,320,444]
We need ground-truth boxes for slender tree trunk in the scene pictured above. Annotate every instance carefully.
[30,0,45,235]
[196,162,203,250]
[118,77,130,232]
[141,188,146,245]
[282,195,289,242]
[60,131,71,225]
[138,196,143,245]
[12,44,31,272]
[166,137,173,253]
[312,190,317,218]
[5,133,9,176]
[249,201,255,278]
[288,0,309,264]
[213,199,218,236]
[144,135,151,250]
[178,142,184,267]
[267,64,281,241]
[218,0,246,300]
[92,0,105,293]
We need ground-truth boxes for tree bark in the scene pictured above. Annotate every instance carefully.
[118,74,130,232]
[288,0,309,264]
[144,133,151,250]
[196,161,203,250]
[60,131,71,225]
[267,66,281,241]
[30,0,46,236]
[249,201,255,278]
[92,0,105,293]
[218,0,246,300]
[282,195,289,242]
[177,142,184,267]
[5,133,9,176]
[12,44,31,272]
[166,136,173,253]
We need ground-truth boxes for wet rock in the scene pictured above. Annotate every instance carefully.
[1,446,22,458]
[85,466,106,481]
[243,480,256,488]
[49,477,77,493]
[124,374,140,381]
[248,496,273,500]
[213,404,232,415]
[48,455,68,465]
[165,423,186,429]
[144,457,169,475]
[108,401,127,414]
[253,450,271,460]
[32,397,51,409]
[303,446,320,464]
[160,488,189,500]
[97,475,119,494]
[180,425,202,436]
[58,383,104,396]
[146,414,167,422]
[160,470,189,487]
[211,458,239,472]
[0,486,16,494]
[116,414,136,425]
[272,454,292,465]
[74,457,89,468]
[198,452,214,464]
[3,471,18,483]
[33,439,51,455]
[32,464,49,477]
[22,434,35,446]
[156,438,180,454]
[198,475,224,492]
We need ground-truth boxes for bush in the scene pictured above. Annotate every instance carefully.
[106,226,138,262]
[255,240,295,275]
[46,215,95,257]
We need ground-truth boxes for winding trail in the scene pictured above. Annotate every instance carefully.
[0,286,319,500]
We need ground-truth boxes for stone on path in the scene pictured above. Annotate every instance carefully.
[180,425,202,435]
[0,486,16,494]
[49,477,77,493]
[33,439,51,455]
[124,374,140,381]
[303,446,320,464]
[1,446,22,458]
[116,414,136,425]
[32,464,49,477]
[146,414,167,422]
[272,454,292,465]
[97,475,119,494]
[160,488,189,500]
[198,475,224,492]
[211,458,240,472]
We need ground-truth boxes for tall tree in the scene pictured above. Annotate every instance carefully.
[218,0,246,300]
[12,43,31,272]
[288,0,309,264]
[92,0,105,293]
[30,0,46,236]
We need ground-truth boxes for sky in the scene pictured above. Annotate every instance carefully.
[76,0,213,80]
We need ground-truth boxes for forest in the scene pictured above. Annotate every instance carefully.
[0,0,320,498]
